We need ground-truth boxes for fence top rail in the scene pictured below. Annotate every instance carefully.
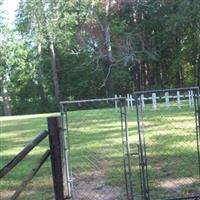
[60,97,126,105]
[134,87,199,95]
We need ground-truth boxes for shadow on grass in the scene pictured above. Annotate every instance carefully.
[0,114,54,200]
[1,106,199,200]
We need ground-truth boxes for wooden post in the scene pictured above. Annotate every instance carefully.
[48,117,68,200]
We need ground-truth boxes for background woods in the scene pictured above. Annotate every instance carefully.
[0,0,200,115]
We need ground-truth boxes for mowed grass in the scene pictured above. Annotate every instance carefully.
[136,103,200,199]
[0,102,199,200]
[0,113,58,200]
[66,107,135,199]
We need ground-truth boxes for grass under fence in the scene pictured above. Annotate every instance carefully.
[0,102,199,199]
[0,114,57,200]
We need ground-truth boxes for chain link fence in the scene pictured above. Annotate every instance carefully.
[1,88,200,200]
[61,98,134,200]
[134,88,200,200]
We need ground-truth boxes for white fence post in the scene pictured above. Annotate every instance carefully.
[130,94,134,110]
[191,90,194,107]
[114,90,195,111]
[141,94,145,111]
[127,94,130,109]
[177,91,181,109]
[165,92,170,110]
[152,93,157,110]
[189,91,192,107]
[189,90,194,108]
[114,94,118,111]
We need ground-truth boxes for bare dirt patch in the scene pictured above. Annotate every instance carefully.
[160,177,196,189]
[72,171,126,200]
[0,190,15,200]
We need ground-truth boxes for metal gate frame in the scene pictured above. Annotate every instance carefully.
[60,97,134,200]
[134,87,200,200]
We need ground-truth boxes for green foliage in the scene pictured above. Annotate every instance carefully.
[0,0,200,115]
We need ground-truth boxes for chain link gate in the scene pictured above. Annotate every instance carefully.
[60,97,134,200]
[134,87,200,200]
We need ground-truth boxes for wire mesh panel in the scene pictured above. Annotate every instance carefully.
[60,98,134,200]
[135,87,200,200]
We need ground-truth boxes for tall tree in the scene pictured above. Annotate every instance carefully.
[0,29,30,116]
[16,0,76,103]
[0,1,11,116]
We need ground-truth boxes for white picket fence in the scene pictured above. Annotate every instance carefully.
[114,90,195,111]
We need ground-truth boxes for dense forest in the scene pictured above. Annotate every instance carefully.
[0,0,200,116]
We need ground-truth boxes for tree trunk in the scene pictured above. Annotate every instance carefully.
[37,74,48,112]
[36,0,62,103]
[130,0,141,91]
[195,20,200,88]
[144,63,149,88]
[179,64,184,87]
[103,0,113,97]
[195,53,200,87]
[1,75,11,116]
[37,43,48,111]
[49,41,61,103]
[132,62,141,91]
[131,0,138,31]
[104,0,112,65]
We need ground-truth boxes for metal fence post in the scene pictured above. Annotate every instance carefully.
[61,106,73,199]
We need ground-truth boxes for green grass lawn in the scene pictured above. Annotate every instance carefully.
[137,104,200,199]
[0,113,58,200]
[0,102,199,200]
